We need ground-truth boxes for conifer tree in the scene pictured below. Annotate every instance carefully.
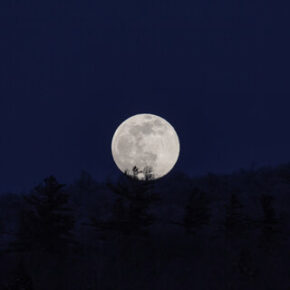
[259,193,282,252]
[12,176,75,254]
[182,187,211,235]
[223,193,247,241]
[91,166,159,237]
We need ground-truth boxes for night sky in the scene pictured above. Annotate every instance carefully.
[1,1,290,193]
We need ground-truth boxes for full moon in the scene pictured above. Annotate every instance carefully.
[111,113,180,180]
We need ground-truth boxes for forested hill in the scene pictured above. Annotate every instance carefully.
[0,163,289,289]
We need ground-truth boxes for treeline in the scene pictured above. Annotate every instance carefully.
[0,164,289,289]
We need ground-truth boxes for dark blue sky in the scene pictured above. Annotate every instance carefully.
[0,1,290,192]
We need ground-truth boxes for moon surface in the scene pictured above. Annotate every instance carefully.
[111,113,180,180]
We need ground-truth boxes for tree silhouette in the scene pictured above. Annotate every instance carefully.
[90,166,159,237]
[0,163,289,289]
[0,218,3,238]
[11,176,75,254]
[223,193,248,241]
[258,193,282,252]
[182,187,211,235]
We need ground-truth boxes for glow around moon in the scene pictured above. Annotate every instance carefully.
[111,114,180,180]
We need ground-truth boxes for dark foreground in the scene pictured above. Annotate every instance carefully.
[0,164,289,289]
